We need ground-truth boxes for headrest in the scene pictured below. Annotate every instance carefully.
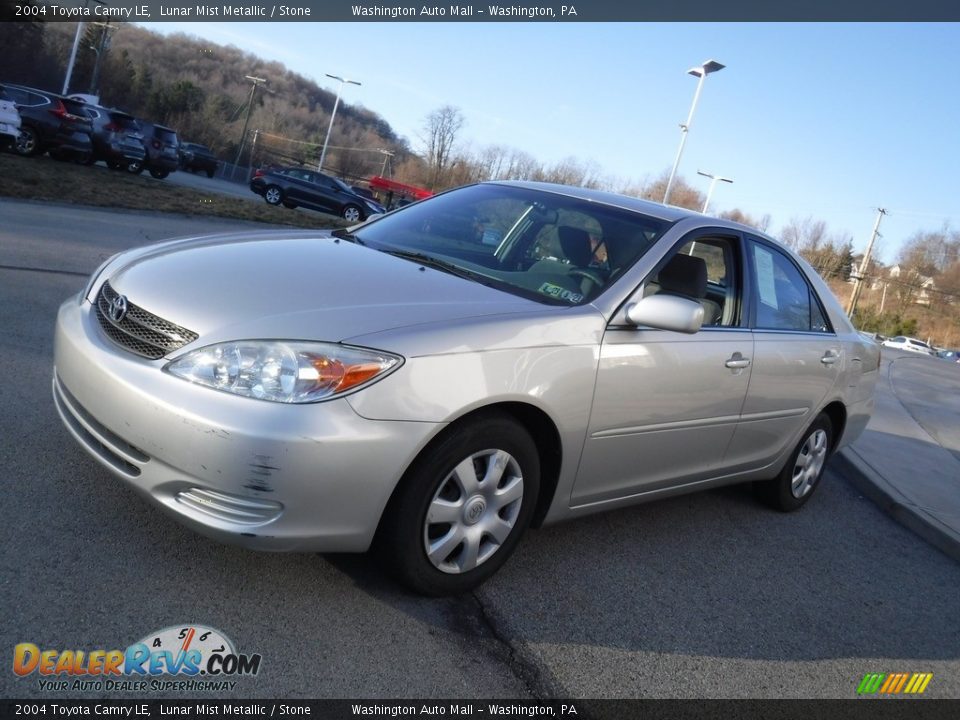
[558,226,593,267]
[658,253,708,299]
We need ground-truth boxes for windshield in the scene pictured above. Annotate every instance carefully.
[352,183,669,305]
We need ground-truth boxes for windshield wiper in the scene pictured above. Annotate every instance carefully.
[381,248,485,282]
[331,228,365,245]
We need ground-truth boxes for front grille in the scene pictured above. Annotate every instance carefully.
[95,281,198,359]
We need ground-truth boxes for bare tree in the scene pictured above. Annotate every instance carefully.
[639,170,705,211]
[422,105,465,189]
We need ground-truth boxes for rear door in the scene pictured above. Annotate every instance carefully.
[722,237,842,471]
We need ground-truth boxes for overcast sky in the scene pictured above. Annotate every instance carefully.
[144,22,959,263]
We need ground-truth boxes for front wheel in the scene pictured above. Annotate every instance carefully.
[126,160,144,175]
[341,204,363,222]
[755,413,833,512]
[376,414,540,596]
[15,126,40,156]
[264,185,284,206]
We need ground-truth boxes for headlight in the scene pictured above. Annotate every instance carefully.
[165,341,402,403]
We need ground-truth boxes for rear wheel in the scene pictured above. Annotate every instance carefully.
[126,160,144,175]
[755,413,833,512]
[376,414,540,596]
[149,168,169,179]
[264,185,284,205]
[106,160,122,170]
[206,169,215,178]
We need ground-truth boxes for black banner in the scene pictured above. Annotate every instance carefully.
[3,0,960,22]
[2,700,960,720]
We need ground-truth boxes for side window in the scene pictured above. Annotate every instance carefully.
[647,236,740,327]
[750,241,831,333]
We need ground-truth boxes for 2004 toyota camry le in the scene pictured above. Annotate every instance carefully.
[53,182,880,595]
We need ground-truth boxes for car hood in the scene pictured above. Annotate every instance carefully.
[104,233,542,352]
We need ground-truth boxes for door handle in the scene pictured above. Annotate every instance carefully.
[725,353,751,370]
[821,350,841,365]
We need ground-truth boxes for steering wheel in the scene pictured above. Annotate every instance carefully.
[567,268,606,292]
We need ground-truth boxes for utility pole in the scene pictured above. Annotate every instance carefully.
[88,20,112,96]
[846,207,887,319]
[376,148,395,177]
[233,76,267,180]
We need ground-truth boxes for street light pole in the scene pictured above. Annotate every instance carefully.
[318,74,361,173]
[697,169,733,214]
[317,73,361,172]
[846,208,888,319]
[663,59,725,206]
[63,22,84,95]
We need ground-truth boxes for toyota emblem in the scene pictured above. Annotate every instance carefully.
[108,294,128,323]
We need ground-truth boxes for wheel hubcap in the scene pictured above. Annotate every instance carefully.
[791,429,828,499]
[423,449,524,574]
[344,208,360,221]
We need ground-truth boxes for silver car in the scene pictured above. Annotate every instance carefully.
[53,182,879,595]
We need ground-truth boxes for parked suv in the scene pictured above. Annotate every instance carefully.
[179,142,219,177]
[83,106,146,169]
[0,85,21,149]
[1,84,93,161]
[130,122,180,179]
[250,166,385,221]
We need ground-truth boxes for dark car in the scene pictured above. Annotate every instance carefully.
[83,106,146,169]
[179,142,219,177]
[1,84,92,161]
[130,122,180,179]
[936,349,960,363]
[250,166,385,221]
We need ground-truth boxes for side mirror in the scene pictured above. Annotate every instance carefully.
[625,294,704,334]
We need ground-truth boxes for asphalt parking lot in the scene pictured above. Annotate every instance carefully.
[2,198,958,700]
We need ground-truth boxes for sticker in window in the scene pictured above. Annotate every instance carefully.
[754,246,779,310]
[538,282,583,304]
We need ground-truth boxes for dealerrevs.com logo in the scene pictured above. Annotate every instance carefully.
[13,625,262,692]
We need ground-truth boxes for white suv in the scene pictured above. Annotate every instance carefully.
[881,336,936,356]
[0,86,21,148]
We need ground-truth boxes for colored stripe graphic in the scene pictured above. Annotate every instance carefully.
[857,673,886,694]
[857,672,932,695]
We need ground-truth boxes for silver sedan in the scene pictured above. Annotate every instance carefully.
[53,182,879,595]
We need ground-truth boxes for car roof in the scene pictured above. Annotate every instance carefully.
[487,180,772,239]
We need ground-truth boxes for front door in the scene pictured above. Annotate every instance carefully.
[572,232,754,507]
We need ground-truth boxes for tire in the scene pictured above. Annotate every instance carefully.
[126,160,144,175]
[376,413,540,596]
[15,126,40,156]
[264,185,284,206]
[206,169,215,178]
[149,168,169,179]
[341,204,363,222]
[755,413,833,512]
[81,154,96,166]
[106,160,122,170]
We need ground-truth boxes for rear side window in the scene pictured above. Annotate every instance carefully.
[749,240,832,333]
[4,88,47,107]
[156,128,178,143]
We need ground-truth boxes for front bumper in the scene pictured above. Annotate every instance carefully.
[53,297,440,552]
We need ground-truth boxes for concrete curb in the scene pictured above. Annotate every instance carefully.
[836,446,960,564]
